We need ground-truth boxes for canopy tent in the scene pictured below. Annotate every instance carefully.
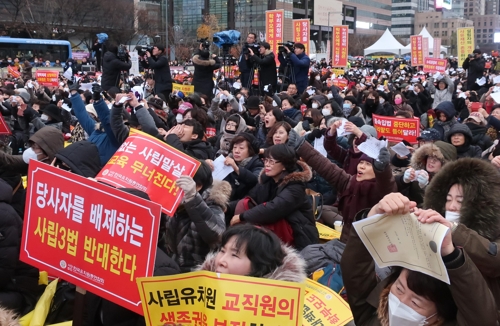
[364,29,407,56]
[402,27,448,55]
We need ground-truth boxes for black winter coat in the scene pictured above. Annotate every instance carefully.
[465,122,493,151]
[238,161,319,250]
[249,50,277,92]
[101,51,132,91]
[463,57,485,91]
[223,155,263,201]
[140,55,173,95]
[165,134,214,160]
[192,53,221,98]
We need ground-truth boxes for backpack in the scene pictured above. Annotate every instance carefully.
[312,264,347,301]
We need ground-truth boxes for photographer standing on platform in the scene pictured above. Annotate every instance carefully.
[101,43,131,91]
[192,41,221,98]
[238,33,258,89]
[248,41,277,96]
[462,48,485,91]
[280,42,310,94]
[140,45,173,99]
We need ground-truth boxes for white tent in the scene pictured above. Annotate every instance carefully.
[402,27,448,55]
[364,29,407,56]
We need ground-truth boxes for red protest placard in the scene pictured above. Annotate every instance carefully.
[20,160,161,315]
[411,35,423,66]
[266,10,284,66]
[95,130,200,216]
[329,78,349,88]
[8,65,21,78]
[423,58,447,74]
[332,26,349,67]
[372,114,421,144]
[293,19,310,56]
[35,70,59,86]
[0,114,12,135]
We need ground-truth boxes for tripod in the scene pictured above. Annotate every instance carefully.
[279,52,295,93]
[214,45,233,94]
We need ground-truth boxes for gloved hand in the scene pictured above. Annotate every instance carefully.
[403,168,415,183]
[68,81,80,92]
[176,175,197,203]
[302,120,311,132]
[306,128,323,141]
[22,106,38,122]
[373,147,390,172]
[92,83,102,101]
[417,170,429,189]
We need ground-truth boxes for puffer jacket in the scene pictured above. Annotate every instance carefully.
[197,244,307,283]
[192,53,221,98]
[237,160,319,250]
[0,306,20,326]
[54,141,101,178]
[428,75,455,109]
[433,101,458,140]
[445,123,482,158]
[166,181,231,272]
[223,155,263,202]
[465,122,493,151]
[165,134,215,160]
[424,158,500,320]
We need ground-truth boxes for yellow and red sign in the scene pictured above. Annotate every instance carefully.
[293,19,310,55]
[35,70,59,87]
[303,279,353,325]
[410,35,423,66]
[457,27,475,67]
[423,58,447,74]
[266,10,284,66]
[372,114,421,144]
[21,160,162,315]
[172,83,195,96]
[96,130,200,216]
[332,26,349,67]
[137,271,305,326]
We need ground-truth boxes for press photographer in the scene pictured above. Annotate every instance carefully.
[192,39,221,98]
[238,33,258,89]
[248,41,276,96]
[462,48,485,91]
[101,43,132,91]
[278,42,310,94]
[138,44,173,99]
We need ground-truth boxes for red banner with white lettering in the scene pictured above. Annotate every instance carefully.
[332,26,348,67]
[293,19,310,56]
[423,58,447,74]
[95,130,200,216]
[35,70,59,87]
[372,114,421,144]
[411,35,423,66]
[21,160,161,315]
[422,37,429,59]
[266,10,284,66]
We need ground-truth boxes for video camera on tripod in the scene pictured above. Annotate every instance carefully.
[135,45,154,56]
[243,42,260,55]
[198,38,211,50]
[117,44,129,62]
[278,41,295,54]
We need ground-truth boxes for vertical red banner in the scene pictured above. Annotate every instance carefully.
[266,10,284,66]
[332,26,348,67]
[411,35,423,66]
[293,19,310,56]
[433,38,441,58]
[422,37,429,59]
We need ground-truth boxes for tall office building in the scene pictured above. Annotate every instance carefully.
[392,0,419,37]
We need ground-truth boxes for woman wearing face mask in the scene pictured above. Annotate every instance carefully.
[406,83,432,117]
[320,101,343,117]
[341,192,498,326]
[424,158,500,320]
[293,108,323,137]
[342,96,366,122]
[362,90,383,121]
[256,108,284,147]
[308,71,324,90]
[197,224,307,283]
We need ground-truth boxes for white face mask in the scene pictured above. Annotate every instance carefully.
[175,113,184,123]
[22,147,39,163]
[445,211,460,223]
[379,98,385,104]
[41,114,49,121]
[315,76,321,81]
[389,292,435,326]
[327,93,333,99]
[312,102,319,109]
[321,108,331,116]
[52,95,57,102]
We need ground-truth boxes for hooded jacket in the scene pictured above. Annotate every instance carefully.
[197,244,307,283]
[192,53,221,98]
[433,101,458,140]
[237,160,319,250]
[54,141,101,178]
[395,141,457,206]
[424,158,500,318]
[166,180,231,272]
[324,130,368,176]
[445,123,482,158]
[428,75,455,109]
[216,114,247,157]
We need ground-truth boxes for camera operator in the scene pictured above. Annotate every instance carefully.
[192,43,221,99]
[280,43,310,94]
[462,49,485,91]
[101,43,131,91]
[238,33,257,89]
[140,45,173,99]
[248,42,277,96]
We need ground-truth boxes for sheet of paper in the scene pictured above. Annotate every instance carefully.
[314,136,328,157]
[476,77,486,86]
[458,91,467,99]
[491,92,500,104]
[61,103,72,112]
[79,83,93,92]
[493,86,500,93]
[337,120,352,137]
[433,72,442,80]
[391,142,411,157]
[212,155,234,181]
[353,212,450,284]
[357,137,387,160]
[494,75,500,84]
[63,67,73,80]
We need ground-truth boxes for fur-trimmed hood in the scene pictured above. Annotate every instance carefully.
[192,54,216,66]
[0,307,20,326]
[196,244,307,283]
[258,160,312,187]
[424,158,500,241]
[410,141,457,171]
[201,180,232,211]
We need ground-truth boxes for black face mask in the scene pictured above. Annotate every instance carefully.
[304,117,313,123]
[365,99,375,106]
[225,129,236,134]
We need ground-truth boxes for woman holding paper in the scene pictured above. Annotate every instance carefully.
[341,192,498,326]
[424,158,500,319]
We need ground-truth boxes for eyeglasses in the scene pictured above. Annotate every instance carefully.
[263,158,281,166]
